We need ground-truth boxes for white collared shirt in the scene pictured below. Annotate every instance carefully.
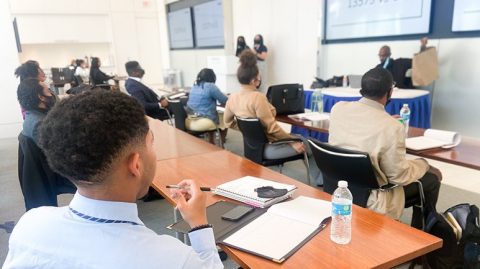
[3,193,223,269]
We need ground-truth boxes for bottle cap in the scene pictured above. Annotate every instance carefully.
[338,180,348,188]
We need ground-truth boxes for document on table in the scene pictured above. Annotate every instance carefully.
[406,129,461,151]
[288,112,330,121]
[221,196,331,263]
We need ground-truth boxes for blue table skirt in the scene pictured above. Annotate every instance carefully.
[294,90,431,142]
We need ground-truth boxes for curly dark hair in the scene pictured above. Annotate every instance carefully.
[14,60,40,81]
[237,50,258,84]
[360,68,393,100]
[38,90,149,185]
[17,79,45,111]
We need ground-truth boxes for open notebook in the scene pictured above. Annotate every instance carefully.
[406,129,461,151]
[287,112,330,121]
[213,176,297,208]
[221,196,331,263]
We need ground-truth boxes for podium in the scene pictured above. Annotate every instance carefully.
[207,55,241,94]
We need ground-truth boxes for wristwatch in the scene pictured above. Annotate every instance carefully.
[189,224,213,233]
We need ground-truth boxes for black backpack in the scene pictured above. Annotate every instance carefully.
[425,204,480,269]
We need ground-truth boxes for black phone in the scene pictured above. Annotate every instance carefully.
[221,205,254,221]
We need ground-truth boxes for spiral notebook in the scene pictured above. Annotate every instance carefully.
[213,176,297,208]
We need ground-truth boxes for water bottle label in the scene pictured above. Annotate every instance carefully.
[332,203,351,216]
[401,113,410,121]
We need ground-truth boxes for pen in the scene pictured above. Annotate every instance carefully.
[166,185,213,192]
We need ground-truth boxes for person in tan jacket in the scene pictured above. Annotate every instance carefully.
[329,67,441,228]
[224,50,322,185]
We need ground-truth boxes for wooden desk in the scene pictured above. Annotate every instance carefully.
[152,150,442,269]
[149,119,221,161]
[277,115,480,171]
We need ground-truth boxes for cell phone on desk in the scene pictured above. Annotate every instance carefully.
[221,205,254,221]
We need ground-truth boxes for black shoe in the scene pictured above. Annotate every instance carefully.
[142,187,164,202]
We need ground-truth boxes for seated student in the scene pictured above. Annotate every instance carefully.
[74,59,89,84]
[15,60,49,119]
[187,68,228,144]
[17,79,56,144]
[89,57,113,88]
[3,91,223,269]
[125,61,171,121]
[328,67,441,227]
[224,50,322,185]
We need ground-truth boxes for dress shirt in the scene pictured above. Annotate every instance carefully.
[187,82,227,124]
[329,97,429,219]
[224,86,292,142]
[3,192,223,269]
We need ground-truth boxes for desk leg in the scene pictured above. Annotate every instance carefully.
[173,207,183,241]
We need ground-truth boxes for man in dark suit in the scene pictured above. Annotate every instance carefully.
[376,45,413,89]
[125,61,171,120]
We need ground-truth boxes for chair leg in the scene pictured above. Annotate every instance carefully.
[278,164,283,174]
[216,128,224,149]
[303,151,311,186]
[414,181,426,230]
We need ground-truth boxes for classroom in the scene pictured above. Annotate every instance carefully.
[1,0,480,268]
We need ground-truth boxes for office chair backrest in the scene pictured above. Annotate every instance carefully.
[169,99,187,131]
[266,84,305,115]
[236,117,269,164]
[18,133,76,210]
[308,139,379,207]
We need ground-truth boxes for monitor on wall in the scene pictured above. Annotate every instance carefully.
[168,8,194,49]
[193,0,224,48]
[325,0,432,41]
[452,0,480,32]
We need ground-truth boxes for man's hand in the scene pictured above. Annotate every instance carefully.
[160,98,169,108]
[421,37,428,47]
[428,165,443,182]
[170,179,208,228]
[291,142,305,153]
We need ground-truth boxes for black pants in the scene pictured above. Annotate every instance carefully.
[404,171,441,229]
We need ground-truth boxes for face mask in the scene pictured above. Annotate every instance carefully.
[138,68,145,78]
[254,39,261,45]
[44,95,57,110]
[256,79,262,90]
[385,90,392,106]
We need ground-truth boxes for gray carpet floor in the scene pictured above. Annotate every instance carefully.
[1,129,479,268]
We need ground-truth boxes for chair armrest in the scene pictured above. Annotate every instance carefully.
[379,183,399,192]
[269,138,303,145]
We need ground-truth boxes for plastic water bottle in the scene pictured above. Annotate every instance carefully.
[310,89,323,112]
[342,75,348,87]
[399,104,411,134]
[331,180,353,244]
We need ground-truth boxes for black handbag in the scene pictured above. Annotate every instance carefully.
[266,84,305,115]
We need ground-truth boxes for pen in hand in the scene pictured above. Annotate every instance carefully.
[166,185,213,192]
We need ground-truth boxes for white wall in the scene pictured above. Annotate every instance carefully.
[170,49,224,87]
[0,0,22,139]
[319,38,480,138]
[232,0,320,88]
[19,43,112,69]
[9,0,167,88]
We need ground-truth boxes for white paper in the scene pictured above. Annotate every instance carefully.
[288,112,330,122]
[222,196,331,261]
[268,196,331,226]
[406,129,461,151]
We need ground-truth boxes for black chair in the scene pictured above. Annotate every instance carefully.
[236,117,310,184]
[308,139,425,226]
[18,134,76,211]
[168,98,223,148]
[266,84,305,115]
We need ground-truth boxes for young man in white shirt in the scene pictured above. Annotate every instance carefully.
[3,90,223,269]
